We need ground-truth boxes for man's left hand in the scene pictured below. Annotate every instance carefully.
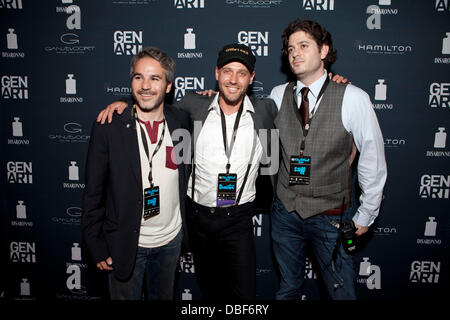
[354,224,369,237]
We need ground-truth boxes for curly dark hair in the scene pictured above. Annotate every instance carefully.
[281,19,337,70]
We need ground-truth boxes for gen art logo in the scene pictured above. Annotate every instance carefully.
[238,31,269,57]
[429,82,450,108]
[174,0,205,8]
[1,75,28,100]
[113,31,143,56]
[410,261,440,284]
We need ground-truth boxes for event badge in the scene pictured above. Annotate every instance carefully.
[143,186,160,220]
[289,155,311,185]
[217,173,237,206]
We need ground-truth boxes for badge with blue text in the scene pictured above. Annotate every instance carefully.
[289,155,311,185]
[217,173,237,206]
[143,186,160,220]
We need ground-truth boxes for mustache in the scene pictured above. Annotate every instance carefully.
[137,89,155,95]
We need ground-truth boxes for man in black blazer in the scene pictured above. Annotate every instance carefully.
[82,47,190,300]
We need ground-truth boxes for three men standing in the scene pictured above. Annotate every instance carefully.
[86,19,387,301]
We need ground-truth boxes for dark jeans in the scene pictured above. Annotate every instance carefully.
[187,200,256,300]
[271,196,357,300]
[108,228,182,300]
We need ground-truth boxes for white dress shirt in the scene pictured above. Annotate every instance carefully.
[270,71,387,227]
[187,93,263,207]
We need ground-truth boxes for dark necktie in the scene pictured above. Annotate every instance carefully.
[300,87,310,129]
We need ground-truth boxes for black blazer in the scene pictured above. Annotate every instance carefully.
[82,103,190,280]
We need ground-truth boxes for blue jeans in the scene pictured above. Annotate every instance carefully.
[108,228,182,300]
[271,196,356,300]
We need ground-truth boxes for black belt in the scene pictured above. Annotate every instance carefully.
[189,197,253,214]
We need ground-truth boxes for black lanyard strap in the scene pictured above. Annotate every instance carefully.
[138,119,166,187]
[220,102,244,173]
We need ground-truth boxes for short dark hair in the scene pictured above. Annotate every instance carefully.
[281,19,337,69]
[130,46,175,83]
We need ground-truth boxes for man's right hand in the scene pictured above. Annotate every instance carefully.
[96,257,113,271]
[96,101,128,124]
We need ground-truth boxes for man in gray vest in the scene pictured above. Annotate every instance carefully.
[269,19,387,300]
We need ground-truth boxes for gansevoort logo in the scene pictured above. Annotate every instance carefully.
[60,33,79,45]
[45,33,95,54]
[45,4,95,55]
[48,122,90,143]
[225,0,282,8]
[51,207,82,226]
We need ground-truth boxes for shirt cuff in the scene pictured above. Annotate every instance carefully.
[352,210,376,227]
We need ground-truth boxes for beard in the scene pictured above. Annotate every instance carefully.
[218,83,248,107]
[132,89,165,113]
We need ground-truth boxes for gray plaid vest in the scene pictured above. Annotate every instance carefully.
[274,81,353,219]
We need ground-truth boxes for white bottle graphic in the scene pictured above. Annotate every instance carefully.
[66,74,77,95]
[12,117,23,137]
[71,243,82,261]
[434,127,446,148]
[20,279,30,296]
[16,200,27,219]
[69,161,79,181]
[442,32,450,55]
[7,28,18,49]
[184,28,196,50]
[182,289,192,300]
[359,257,371,276]
[375,79,387,101]
[379,0,391,5]
[424,217,437,236]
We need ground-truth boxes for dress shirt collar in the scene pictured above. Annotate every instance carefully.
[208,93,255,116]
[295,69,328,100]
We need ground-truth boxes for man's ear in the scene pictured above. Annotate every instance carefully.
[249,71,255,85]
[320,44,330,60]
[166,82,172,94]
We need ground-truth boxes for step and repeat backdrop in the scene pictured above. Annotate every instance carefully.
[1,0,449,301]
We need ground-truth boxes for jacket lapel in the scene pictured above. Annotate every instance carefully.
[120,106,143,191]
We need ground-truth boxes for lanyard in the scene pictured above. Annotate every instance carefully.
[294,77,329,155]
[135,110,166,187]
[219,102,244,174]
